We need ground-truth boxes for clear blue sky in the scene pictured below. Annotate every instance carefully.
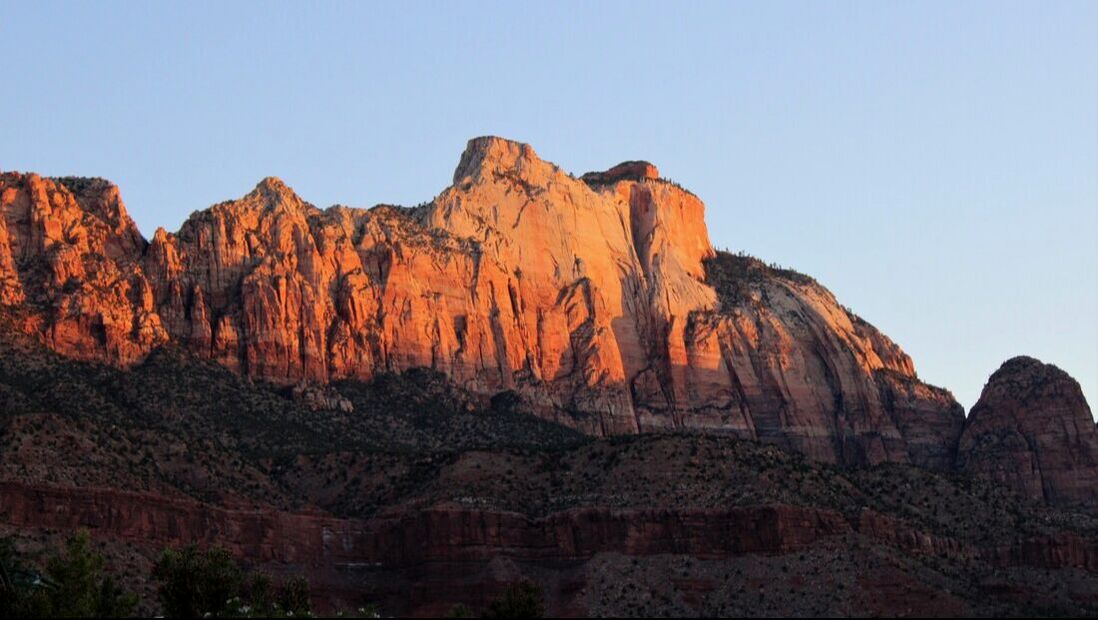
[2,1,1095,412]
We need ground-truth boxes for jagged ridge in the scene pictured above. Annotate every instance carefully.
[2,137,964,467]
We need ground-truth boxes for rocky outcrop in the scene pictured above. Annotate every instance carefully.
[579,160,660,185]
[0,138,965,465]
[958,356,1098,504]
[0,173,167,363]
[291,382,354,412]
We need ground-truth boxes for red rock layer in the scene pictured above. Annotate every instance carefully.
[958,356,1098,504]
[1,481,1095,616]
[0,137,963,465]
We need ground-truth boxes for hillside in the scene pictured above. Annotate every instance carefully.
[2,317,1098,615]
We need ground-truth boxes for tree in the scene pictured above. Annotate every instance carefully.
[153,545,315,618]
[95,576,137,618]
[0,537,41,617]
[45,531,104,617]
[481,581,545,618]
[276,576,311,616]
[153,544,242,618]
[239,572,275,616]
[446,602,474,617]
[0,532,136,618]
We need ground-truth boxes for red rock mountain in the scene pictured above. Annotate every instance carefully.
[1,137,967,467]
[4,138,1098,616]
[958,356,1098,505]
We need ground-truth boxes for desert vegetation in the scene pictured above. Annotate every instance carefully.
[1,307,1098,615]
[703,250,817,308]
[0,533,550,618]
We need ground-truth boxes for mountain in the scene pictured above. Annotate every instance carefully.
[1,323,1098,616]
[959,356,1098,505]
[0,137,962,467]
[3,137,1098,616]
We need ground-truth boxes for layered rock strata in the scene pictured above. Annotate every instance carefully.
[959,356,1098,504]
[0,137,964,465]
[2,481,1097,616]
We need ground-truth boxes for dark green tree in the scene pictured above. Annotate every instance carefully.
[0,532,135,618]
[0,537,40,616]
[240,572,274,616]
[276,576,311,616]
[45,531,104,617]
[481,581,545,618]
[152,544,242,618]
[95,576,137,618]
[446,602,474,617]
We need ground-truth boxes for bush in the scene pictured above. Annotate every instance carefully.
[153,545,242,618]
[0,531,136,618]
[481,581,545,618]
[153,544,314,618]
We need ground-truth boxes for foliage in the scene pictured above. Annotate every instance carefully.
[153,544,243,618]
[50,176,111,197]
[0,531,136,618]
[153,544,318,618]
[703,250,816,308]
[481,581,545,618]
[276,576,312,616]
[0,537,42,617]
[446,602,475,617]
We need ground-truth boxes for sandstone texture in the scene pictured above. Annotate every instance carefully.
[2,137,965,465]
[958,356,1098,504]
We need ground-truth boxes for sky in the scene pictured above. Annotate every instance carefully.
[1,1,1095,412]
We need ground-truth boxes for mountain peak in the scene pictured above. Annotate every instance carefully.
[985,356,1076,399]
[251,175,293,196]
[959,355,1097,504]
[241,176,309,214]
[452,136,543,184]
[581,161,660,185]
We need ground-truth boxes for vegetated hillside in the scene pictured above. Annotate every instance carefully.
[0,307,588,514]
[3,307,1098,616]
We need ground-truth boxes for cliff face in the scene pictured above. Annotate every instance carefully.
[0,137,963,465]
[958,356,1098,504]
[0,174,164,362]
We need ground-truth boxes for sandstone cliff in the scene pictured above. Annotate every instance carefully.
[0,137,964,466]
[958,356,1098,504]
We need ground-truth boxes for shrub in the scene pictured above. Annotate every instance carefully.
[153,544,242,618]
[0,531,136,618]
[481,581,545,618]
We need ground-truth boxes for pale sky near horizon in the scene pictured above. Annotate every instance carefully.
[2,1,1095,413]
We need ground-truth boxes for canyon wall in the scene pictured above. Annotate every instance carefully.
[0,136,985,467]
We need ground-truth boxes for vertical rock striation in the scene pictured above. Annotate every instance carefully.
[0,138,966,466]
[958,356,1098,504]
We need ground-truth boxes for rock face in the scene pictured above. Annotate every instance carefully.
[4,480,1098,617]
[0,174,166,361]
[0,137,964,466]
[958,356,1098,504]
